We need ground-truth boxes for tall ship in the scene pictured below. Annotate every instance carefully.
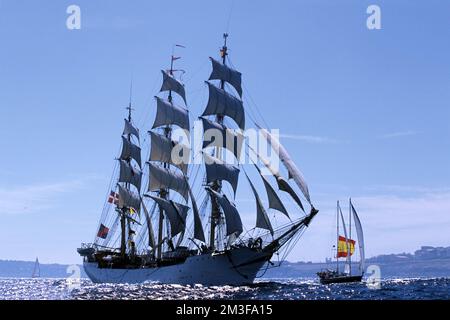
[317,199,365,284]
[78,34,319,285]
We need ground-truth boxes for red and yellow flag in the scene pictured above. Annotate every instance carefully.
[337,236,355,258]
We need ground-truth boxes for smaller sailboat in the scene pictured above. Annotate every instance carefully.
[317,199,365,284]
[31,257,40,278]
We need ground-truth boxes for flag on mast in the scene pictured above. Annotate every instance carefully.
[337,236,355,258]
[97,224,110,239]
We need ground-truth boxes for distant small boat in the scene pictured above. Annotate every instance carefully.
[317,199,365,284]
[31,257,40,278]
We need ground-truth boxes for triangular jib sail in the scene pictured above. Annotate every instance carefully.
[259,128,312,206]
[31,257,40,278]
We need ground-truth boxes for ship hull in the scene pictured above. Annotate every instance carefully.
[318,275,363,285]
[83,247,272,286]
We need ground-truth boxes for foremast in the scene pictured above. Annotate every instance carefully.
[116,87,143,261]
[121,101,133,259]
[200,33,247,251]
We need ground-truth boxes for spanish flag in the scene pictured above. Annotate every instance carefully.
[337,236,355,258]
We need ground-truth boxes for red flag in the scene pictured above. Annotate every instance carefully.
[172,56,181,61]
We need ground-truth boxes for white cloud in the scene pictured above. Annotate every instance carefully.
[279,133,345,144]
[379,130,417,139]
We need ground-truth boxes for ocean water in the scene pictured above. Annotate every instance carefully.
[0,278,448,300]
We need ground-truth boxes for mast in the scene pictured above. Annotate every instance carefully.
[156,54,177,261]
[349,198,352,275]
[120,87,134,260]
[149,45,191,259]
[336,201,339,273]
[208,33,229,251]
[32,257,40,278]
[351,200,365,275]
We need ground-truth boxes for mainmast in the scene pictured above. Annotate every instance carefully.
[349,198,352,275]
[209,33,228,251]
[220,33,228,88]
[336,200,339,273]
[200,33,246,250]
[156,55,176,261]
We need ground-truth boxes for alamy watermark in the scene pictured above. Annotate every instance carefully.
[66,5,81,30]
[66,264,81,291]
[367,5,381,30]
[163,122,281,176]
[366,265,382,289]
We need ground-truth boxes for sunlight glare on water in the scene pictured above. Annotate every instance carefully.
[0,278,448,300]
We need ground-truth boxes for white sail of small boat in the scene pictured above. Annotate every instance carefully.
[337,202,351,274]
[317,199,364,284]
[351,199,365,274]
[31,257,40,278]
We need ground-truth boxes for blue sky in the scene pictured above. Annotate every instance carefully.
[0,0,449,265]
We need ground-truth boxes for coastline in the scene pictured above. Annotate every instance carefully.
[1,258,449,280]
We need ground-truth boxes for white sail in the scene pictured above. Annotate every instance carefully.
[186,181,206,243]
[245,172,273,235]
[201,117,244,160]
[31,257,40,278]
[120,136,142,168]
[253,154,305,212]
[118,160,142,192]
[209,189,243,237]
[255,166,289,219]
[351,202,365,274]
[208,57,243,97]
[117,184,141,214]
[160,70,187,104]
[202,82,245,130]
[260,128,311,205]
[338,202,351,274]
[141,200,156,249]
[152,96,190,132]
[149,131,189,174]
[203,153,240,195]
[147,163,189,202]
[147,195,188,237]
[123,119,140,142]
